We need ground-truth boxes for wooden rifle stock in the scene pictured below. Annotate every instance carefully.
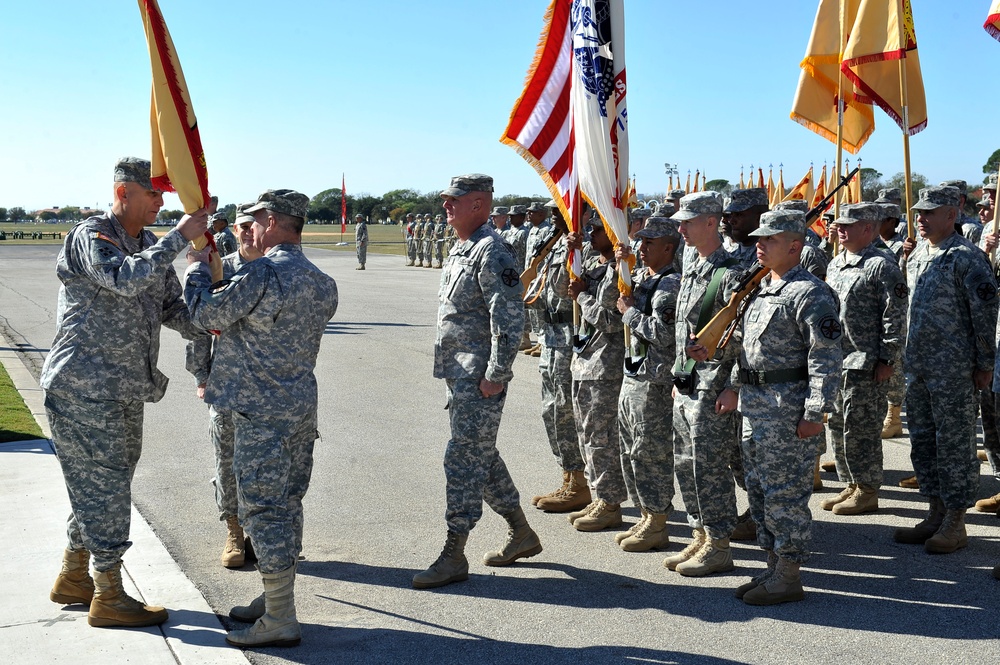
[521,228,564,291]
[692,166,860,356]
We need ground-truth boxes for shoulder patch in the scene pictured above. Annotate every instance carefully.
[819,315,842,340]
[976,282,997,302]
[92,231,119,248]
[893,282,908,299]
[501,268,520,288]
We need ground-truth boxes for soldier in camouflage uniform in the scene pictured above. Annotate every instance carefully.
[212,211,239,257]
[403,212,417,266]
[615,217,682,552]
[718,209,843,606]
[822,204,908,517]
[185,188,338,648]
[564,220,627,531]
[976,175,1000,512]
[523,201,554,356]
[434,213,449,268]
[873,192,909,439]
[354,213,368,270]
[941,180,982,245]
[528,201,588,512]
[43,156,210,629]
[628,207,651,270]
[503,205,533,350]
[491,206,509,233]
[722,188,769,268]
[413,174,541,590]
[186,207,264,570]
[893,186,997,556]
[664,193,744,577]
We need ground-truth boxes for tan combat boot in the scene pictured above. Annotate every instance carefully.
[833,484,878,515]
[567,500,598,525]
[974,492,1000,513]
[532,471,570,506]
[226,564,300,648]
[820,459,837,473]
[221,515,246,568]
[519,333,533,351]
[898,475,919,489]
[412,532,469,589]
[537,471,591,512]
[881,404,903,438]
[530,344,542,357]
[676,536,736,577]
[820,484,857,511]
[742,557,804,605]
[483,508,543,566]
[230,593,265,622]
[620,512,669,552]
[735,550,778,599]
[573,500,622,532]
[924,509,968,554]
[730,509,757,542]
[615,508,648,544]
[893,496,944,544]
[88,562,168,627]
[663,528,706,570]
[50,548,94,605]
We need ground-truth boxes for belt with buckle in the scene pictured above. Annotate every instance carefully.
[738,366,809,385]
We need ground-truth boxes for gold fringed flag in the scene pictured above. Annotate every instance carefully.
[790,0,875,154]
[772,167,785,207]
[841,0,927,135]
[986,0,1000,41]
[692,170,700,193]
[783,167,814,203]
[738,168,745,190]
[766,168,776,203]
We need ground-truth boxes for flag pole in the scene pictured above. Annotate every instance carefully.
[897,0,914,238]
[831,0,847,256]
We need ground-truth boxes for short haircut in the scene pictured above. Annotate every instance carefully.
[271,210,304,234]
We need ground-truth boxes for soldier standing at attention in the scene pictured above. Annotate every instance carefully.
[404,212,417,266]
[355,213,368,270]
[893,186,997,555]
[413,174,541,589]
[44,157,209,628]
[615,217,682,553]
[422,213,436,268]
[504,204,532,350]
[185,189,339,648]
[186,206,264,569]
[716,209,843,606]
[523,201,553,356]
[212,211,239,257]
[822,204,908,516]
[434,213,449,268]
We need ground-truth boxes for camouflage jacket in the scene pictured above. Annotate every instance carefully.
[827,242,908,371]
[433,223,524,384]
[185,251,251,385]
[799,242,829,280]
[184,244,339,418]
[622,264,681,384]
[355,221,368,245]
[728,242,757,269]
[905,233,997,379]
[571,258,624,381]
[525,222,554,270]
[214,227,238,257]
[531,237,574,347]
[501,225,529,270]
[734,264,843,422]
[40,212,203,402]
[435,221,448,243]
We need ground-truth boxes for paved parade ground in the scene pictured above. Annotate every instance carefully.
[1,244,999,665]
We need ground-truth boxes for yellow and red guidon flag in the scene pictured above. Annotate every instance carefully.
[841,0,927,135]
[771,167,785,207]
[783,166,814,204]
[791,0,875,154]
[986,0,1000,41]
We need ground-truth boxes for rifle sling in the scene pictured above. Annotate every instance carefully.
[678,260,736,376]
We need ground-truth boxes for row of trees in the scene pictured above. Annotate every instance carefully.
[0,207,29,222]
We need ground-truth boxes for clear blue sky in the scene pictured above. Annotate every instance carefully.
[1,1,997,211]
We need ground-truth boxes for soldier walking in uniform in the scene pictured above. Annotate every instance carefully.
[44,157,209,628]
[355,213,368,270]
[413,174,541,589]
[185,189,339,647]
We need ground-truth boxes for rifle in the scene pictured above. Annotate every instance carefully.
[693,165,860,357]
[521,227,564,292]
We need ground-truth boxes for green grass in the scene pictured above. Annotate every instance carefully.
[0,361,44,443]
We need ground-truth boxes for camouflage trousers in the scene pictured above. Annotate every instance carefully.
[416,239,425,264]
[905,374,979,509]
[423,239,434,264]
[44,391,144,572]
[444,379,520,535]
[885,360,906,406]
[674,389,739,540]
[232,410,317,574]
[356,243,367,266]
[539,344,584,471]
[572,379,627,504]
[210,405,238,520]
[741,383,818,563]
[827,369,887,488]
[435,240,446,265]
[980,389,1000,481]
[618,378,674,513]
[406,238,417,263]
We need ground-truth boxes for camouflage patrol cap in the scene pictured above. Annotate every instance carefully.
[113,157,156,191]
[544,199,559,209]
[406,212,414,218]
[658,202,676,216]
[490,206,509,216]
[724,188,769,213]
[977,199,991,208]
[210,211,229,222]
[440,173,493,198]
[668,189,686,200]
[672,191,723,221]
[629,207,653,221]
[984,173,998,192]
[939,179,968,196]
[774,199,809,213]
[911,186,960,211]
[234,212,254,226]
[833,203,880,225]
[635,216,681,242]
[509,204,527,216]
[435,214,444,220]
[877,202,902,219]
[749,209,806,237]
[525,201,545,213]
[244,189,310,218]
[875,188,902,204]
[355,213,364,219]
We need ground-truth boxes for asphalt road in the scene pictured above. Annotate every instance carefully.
[1,243,998,665]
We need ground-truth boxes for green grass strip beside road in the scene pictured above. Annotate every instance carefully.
[0,360,44,443]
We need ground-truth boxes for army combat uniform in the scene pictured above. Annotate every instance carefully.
[434,215,448,267]
[355,217,368,269]
[214,224,239,257]
[404,215,417,266]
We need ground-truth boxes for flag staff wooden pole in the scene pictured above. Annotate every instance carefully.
[898,0,914,238]
[831,0,846,256]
